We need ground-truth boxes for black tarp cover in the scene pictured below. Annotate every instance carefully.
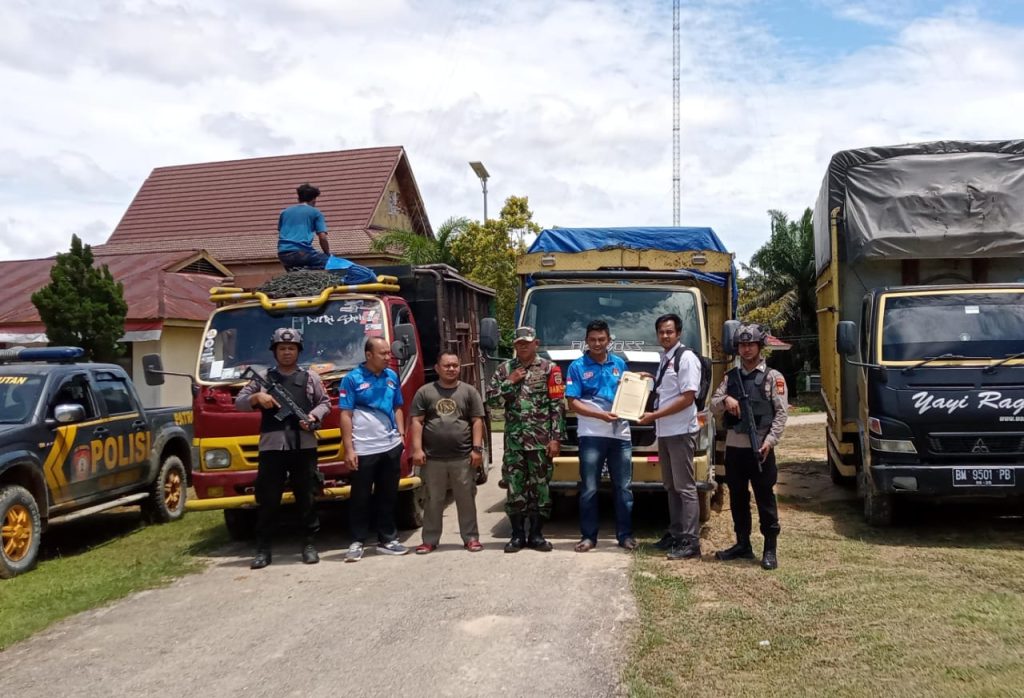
[813,140,1024,274]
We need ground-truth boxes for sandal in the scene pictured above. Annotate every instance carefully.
[415,543,437,555]
[465,540,484,552]
[574,538,595,553]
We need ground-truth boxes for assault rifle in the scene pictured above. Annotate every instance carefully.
[241,367,321,432]
[728,369,764,471]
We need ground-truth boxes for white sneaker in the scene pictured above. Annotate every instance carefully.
[344,542,364,562]
[376,540,409,556]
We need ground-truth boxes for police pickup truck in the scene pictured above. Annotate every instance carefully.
[0,347,194,578]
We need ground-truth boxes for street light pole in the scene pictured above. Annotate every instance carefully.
[469,161,490,222]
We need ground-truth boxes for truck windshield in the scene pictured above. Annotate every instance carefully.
[881,291,1024,362]
[198,298,386,382]
[0,375,44,423]
[521,287,701,352]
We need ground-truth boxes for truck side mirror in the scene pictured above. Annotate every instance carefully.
[836,321,858,357]
[480,318,499,354]
[142,354,165,386]
[391,323,415,362]
[722,320,740,355]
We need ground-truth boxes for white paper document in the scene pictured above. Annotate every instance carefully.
[611,371,653,421]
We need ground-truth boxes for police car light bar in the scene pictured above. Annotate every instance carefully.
[0,347,85,364]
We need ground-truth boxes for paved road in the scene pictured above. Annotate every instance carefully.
[1,434,635,698]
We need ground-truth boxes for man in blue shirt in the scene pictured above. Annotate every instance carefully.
[565,320,636,552]
[339,336,408,561]
[278,183,331,271]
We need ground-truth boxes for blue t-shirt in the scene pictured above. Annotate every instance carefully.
[340,364,404,455]
[278,203,327,253]
[566,352,630,440]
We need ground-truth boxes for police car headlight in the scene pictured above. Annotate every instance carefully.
[204,448,231,469]
[869,437,917,454]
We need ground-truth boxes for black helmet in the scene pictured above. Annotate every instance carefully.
[269,327,304,351]
[735,323,767,347]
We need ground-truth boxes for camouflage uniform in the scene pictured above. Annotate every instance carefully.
[487,356,566,518]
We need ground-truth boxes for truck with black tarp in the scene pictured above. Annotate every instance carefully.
[516,228,737,520]
[815,139,1024,525]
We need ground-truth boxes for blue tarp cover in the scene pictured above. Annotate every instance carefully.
[526,227,737,312]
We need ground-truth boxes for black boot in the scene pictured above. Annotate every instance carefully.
[301,542,320,565]
[715,537,754,561]
[504,514,526,553]
[761,536,778,570]
[250,547,272,569]
[667,535,701,560]
[526,515,553,552]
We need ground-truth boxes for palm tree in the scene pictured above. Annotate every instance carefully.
[740,208,816,338]
[369,216,469,267]
[739,208,819,385]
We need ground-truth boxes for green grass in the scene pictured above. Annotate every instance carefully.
[0,510,227,649]
[624,425,1024,697]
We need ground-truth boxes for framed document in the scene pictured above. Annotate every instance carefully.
[611,372,653,421]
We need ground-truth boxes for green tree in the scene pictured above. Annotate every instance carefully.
[369,216,469,267]
[739,207,818,386]
[451,196,540,348]
[31,235,128,362]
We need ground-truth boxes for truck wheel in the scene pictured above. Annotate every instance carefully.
[143,455,188,523]
[699,490,712,523]
[0,485,42,579]
[223,509,258,540]
[863,486,894,527]
[396,487,425,530]
[828,450,856,488]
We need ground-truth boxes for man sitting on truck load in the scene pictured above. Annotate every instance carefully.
[487,326,565,553]
[340,336,409,561]
[709,323,788,570]
[639,313,703,561]
[235,328,331,569]
[565,320,636,552]
[278,183,332,271]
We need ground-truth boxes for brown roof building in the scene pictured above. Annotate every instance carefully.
[101,146,432,287]
[0,250,231,407]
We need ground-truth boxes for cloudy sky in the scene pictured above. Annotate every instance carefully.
[2,0,1023,263]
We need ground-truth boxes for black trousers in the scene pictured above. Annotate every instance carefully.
[255,448,320,547]
[349,444,403,544]
[724,446,780,539]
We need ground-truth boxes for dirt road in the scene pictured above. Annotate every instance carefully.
[1,434,635,698]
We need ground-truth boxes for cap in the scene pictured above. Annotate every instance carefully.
[269,327,304,350]
[512,326,537,343]
[735,323,767,346]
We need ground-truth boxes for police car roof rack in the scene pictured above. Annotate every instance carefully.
[0,347,85,364]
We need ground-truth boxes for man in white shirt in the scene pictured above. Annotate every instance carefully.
[639,313,703,560]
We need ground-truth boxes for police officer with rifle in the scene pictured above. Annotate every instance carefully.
[236,328,331,569]
[709,323,788,570]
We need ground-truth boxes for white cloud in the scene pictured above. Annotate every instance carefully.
[0,1,1023,267]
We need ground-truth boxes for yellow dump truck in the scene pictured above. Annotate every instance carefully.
[516,227,736,520]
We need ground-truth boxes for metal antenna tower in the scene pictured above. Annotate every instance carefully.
[672,0,680,226]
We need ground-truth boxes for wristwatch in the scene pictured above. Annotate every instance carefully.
[471,445,484,454]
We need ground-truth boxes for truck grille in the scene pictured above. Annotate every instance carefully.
[927,433,1024,456]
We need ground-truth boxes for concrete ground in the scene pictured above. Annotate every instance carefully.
[0,433,636,698]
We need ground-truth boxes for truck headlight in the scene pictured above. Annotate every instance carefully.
[204,448,231,469]
[869,437,917,454]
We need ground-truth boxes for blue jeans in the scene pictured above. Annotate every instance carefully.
[578,436,633,543]
[279,248,329,270]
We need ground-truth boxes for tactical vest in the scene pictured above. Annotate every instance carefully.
[259,368,313,433]
[724,367,773,433]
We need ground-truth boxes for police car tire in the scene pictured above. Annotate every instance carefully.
[223,509,257,540]
[0,485,42,579]
[143,455,188,524]
[396,488,425,530]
